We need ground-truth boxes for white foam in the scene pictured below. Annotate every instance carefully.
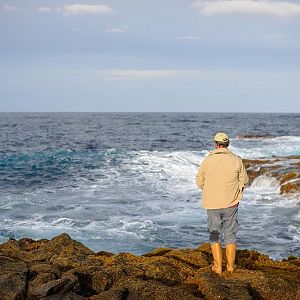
[288,224,300,242]
[250,176,280,193]
[51,218,92,228]
[122,220,156,231]
[1,141,299,258]
[271,136,300,142]
[230,136,300,158]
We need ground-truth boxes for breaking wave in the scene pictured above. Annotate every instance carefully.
[0,113,299,259]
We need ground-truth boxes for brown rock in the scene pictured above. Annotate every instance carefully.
[27,275,77,299]
[109,277,200,300]
[242,156,300,195]
[143,261,181,286]
[0,256,28,300]
[142,247,173,257]
[41,291,85,300]
[0,233,94,267]
[195,270,252,300]
[69,266,113,296]
[165,248,209,269]
[90,289,125,300]
[281,181,300,194]
[280,172,299,184]
[0,234,299,300]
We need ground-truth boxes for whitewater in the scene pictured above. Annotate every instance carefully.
[0,113,299,259]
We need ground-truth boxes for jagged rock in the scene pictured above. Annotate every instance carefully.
[42,291,85,300]
[67,266,113,296]
[143,261,181,285]
[237,134,273,140]
[0,234,299,299]
[194,270,252,300]
[165,248,209,269]
[0,256,28,300]
[243,156,300,195]
[27,268,78,298]
[0,233,93,266]
[281,180,300,194]
[27,275,77,298]
[90,289,126,300]
[103,277,200,300]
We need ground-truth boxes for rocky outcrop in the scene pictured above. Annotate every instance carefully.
[0,233,299,299]
[243,156,300,195]
[237,134,274,140]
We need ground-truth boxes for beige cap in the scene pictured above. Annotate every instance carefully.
[214,132,229,143]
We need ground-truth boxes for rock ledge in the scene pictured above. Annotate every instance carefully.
[0,233,299,299]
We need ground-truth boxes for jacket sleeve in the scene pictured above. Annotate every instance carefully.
[196,159,206,190]
[239,159,249,190]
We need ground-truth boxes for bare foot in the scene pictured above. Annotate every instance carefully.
[211,264,222,274]
[226,265,235,273]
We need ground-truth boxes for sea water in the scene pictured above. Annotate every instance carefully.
[0,113,299,259]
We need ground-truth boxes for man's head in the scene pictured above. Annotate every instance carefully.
[214,132,229,148]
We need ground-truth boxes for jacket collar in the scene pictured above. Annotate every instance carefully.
[209,147,231,156]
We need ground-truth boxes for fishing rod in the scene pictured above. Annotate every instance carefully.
[182,123,211,153]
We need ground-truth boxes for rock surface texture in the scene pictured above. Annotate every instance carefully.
[0,233,299,300]
[243,156,300,196]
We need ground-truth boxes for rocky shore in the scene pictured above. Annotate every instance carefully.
[243,155,300,196]
[0,233,299,300]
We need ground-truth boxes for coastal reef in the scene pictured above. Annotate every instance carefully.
[0,233,299,300]
[243,155,300,196]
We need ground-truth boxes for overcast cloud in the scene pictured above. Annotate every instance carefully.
[0,0,299,112]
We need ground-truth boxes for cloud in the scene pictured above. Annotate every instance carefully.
[191,0,300,17]
[105,70,182,80]
[3,4,16,11]
[62,4,114,16]
[38,6,51,13]
[173,35,199,41]
[105,26,129,34]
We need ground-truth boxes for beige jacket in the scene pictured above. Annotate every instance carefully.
[196,148,249,209]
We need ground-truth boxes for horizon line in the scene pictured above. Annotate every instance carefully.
[0,111,299,114]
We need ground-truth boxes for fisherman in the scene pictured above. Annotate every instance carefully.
[196,132,249,274]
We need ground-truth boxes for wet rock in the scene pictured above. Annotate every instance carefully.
[280,180,300,194]
[243,156,300,195]
[237,134,273,140]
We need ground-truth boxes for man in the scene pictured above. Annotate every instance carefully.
[196,132,249,274]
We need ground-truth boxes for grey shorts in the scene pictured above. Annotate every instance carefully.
[207,205,238,245]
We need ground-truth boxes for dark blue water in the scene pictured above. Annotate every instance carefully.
[0,113,299,259]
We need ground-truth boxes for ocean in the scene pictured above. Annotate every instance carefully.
[0,112,299,259]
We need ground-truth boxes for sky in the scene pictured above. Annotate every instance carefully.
[0,0,300,112]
